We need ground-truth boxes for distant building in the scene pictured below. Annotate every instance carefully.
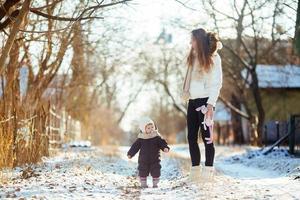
[155,28,172,45]
[241,64,300,143]
[242,64,300,89]
[241,64,300,120]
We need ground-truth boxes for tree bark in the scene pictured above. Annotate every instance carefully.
[294,0,300,55]
[0,0,30,76]
[250,69,265,146]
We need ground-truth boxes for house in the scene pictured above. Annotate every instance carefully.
[241,64,300,121]
[241,64,300,143]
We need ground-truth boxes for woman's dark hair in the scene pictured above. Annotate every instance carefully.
[187,28,220,72]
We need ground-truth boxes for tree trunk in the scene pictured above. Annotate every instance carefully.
[231,94,244,144]
[228,1,247,144]
[294,0,300,55]
[0,0,30,75]
[250,69,265,146]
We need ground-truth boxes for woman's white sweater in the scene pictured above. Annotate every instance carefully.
[189,53,223,107]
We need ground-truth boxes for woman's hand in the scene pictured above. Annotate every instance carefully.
[163,148,169,153]
[205,129,214,144]
[206,104,214,120]
[205,104,214,144]
[127,155,132,159]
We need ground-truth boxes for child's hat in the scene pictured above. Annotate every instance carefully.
[139,117,154,132]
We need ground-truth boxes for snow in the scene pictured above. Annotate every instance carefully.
[0,145,300,199]
[221,147,300,179]
[172,144,300,199]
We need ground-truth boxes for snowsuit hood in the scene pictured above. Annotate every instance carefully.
[138,117,155,133]
[138,130,162,139]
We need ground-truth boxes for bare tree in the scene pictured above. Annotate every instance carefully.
[0,0,133,167]
[294,0,300,55]
[136,43,187,118]
[200,0,296,145]
[0,0,132,30]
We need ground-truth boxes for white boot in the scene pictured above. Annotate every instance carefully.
[189,165,202,182]
[201,166,215,183]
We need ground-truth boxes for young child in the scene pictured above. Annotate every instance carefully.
[127,117,170,188]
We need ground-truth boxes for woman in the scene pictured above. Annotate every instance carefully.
[182,28,223,182]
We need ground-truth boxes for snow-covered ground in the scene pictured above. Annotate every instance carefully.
[172,144,300,199]
[220,146,300,180]
[0,144,299,199]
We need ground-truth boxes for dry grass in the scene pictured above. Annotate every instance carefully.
[0,113,49,185]
[0,121,14,169]
[0,108,49,169]
[0,127,49,169]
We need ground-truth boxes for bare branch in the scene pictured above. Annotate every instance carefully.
[219,95,250,119]
[0,0,30,76]
[29,8,103,22]
[222,43,252,70]
[29,0,131,22]
[283,2,297,11]
[173,0,198,11]
[0,0,21,20]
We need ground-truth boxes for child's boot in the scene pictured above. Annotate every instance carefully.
[189,165,202,182]
[152,177,159,188]
[201,166,215,183]
[140,177,148,188]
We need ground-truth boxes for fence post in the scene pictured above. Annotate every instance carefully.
[288,115,296,154]
[276,121,279,148]
[264,124,267,146]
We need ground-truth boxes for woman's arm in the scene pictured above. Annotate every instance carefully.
[206,54,223,107]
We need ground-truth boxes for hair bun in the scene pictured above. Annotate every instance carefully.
[207,32,221,54]
[216,41,223,50]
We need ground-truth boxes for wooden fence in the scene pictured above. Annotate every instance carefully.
[48,106,81,150]
[0,105,81,168]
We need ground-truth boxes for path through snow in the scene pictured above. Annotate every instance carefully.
[0,145,299,199]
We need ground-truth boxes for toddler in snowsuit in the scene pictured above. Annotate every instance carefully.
[127,117,170,188]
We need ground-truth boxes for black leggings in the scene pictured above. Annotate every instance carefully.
[187,97,215,166]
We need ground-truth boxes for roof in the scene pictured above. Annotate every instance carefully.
[241,64,300,88]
